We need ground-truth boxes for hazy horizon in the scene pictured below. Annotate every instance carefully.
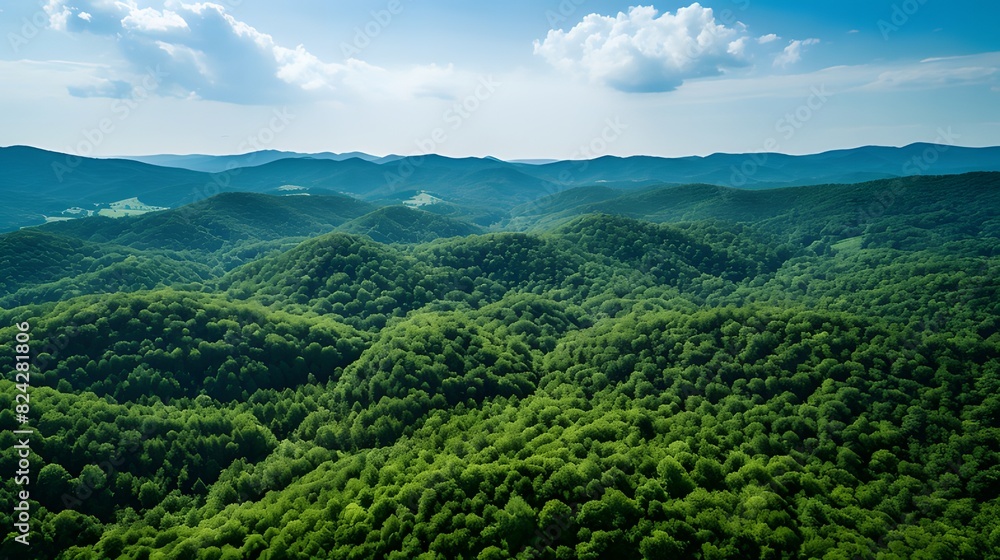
[4,140,1000,162]
[2,1,998,159]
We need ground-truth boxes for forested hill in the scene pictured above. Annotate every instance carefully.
[0,171,997,558]
[508,172,1000,239]
[4,143,1000,232]
[37,192,377,252]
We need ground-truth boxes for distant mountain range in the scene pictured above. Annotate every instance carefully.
[121,152,563,172]
[120,150,402,173]
[2,143,999,232]
[113,144,1000,186]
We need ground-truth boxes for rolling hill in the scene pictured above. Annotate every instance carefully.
[339,206,483,245]
[36,192,376,253]
[120,150,391,173]
[5,143,1000,232]
[0,170,997,558]
[117,143,1000,189]
[509,172,1000,247]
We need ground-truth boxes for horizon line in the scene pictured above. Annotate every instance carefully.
[3,142,1000,164]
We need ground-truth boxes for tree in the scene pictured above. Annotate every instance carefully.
[640,531,685,559]
[36,463,74,508]
[138,481,162,509]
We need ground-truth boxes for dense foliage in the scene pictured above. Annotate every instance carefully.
[340,206,483,245]
[0,173,998,559]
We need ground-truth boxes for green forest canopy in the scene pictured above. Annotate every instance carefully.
[0,173,998,559]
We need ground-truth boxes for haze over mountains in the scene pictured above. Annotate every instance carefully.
[3,143,1000,233]
[122,150,398,173]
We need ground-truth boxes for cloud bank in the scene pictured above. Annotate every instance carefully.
[533,4,750,93]
[534,3,819,93]
[42,0,456,104]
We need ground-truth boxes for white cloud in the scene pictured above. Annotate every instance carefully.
[774,38,819,68]
[862,54,1000,91]
[757,33,779,44]
[533,3,753,93]
[44,0,72,31]
[40,0,462,104]
[46,0,124,34]
[67,78,132,98]
[727,37,748,57]
[663,51,1000,103]
[121,6,188,33]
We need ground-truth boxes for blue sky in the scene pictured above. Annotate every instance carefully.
[1,0,998,158]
